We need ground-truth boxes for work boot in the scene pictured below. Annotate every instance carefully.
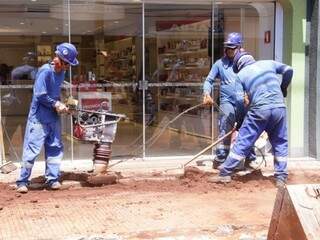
[207,175,231,183]
[212,160,223,169]
[212,156,225,169]
[49,182,61,190]
[275,179,286,189]
[234,160,245,171]
[16,185,28,193]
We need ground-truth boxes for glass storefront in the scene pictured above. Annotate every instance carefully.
[0,0,277,163]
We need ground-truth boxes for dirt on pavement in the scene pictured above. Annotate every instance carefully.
[0,168,320,239]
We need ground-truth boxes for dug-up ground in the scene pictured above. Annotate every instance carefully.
[1,158,320,240]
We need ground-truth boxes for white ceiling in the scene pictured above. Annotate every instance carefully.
[0,1,274,36]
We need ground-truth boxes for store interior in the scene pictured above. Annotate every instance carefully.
[0,1,275,162]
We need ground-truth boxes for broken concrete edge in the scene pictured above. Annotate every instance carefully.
[6,170,185,190]
[267,186,286,239]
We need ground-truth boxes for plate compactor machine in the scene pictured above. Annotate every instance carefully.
[66,97,126,186]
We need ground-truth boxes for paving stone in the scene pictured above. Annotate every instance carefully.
[238,233,254,240]
[214,224,234,236]
[64,235,122,240]
[255,231,267,240]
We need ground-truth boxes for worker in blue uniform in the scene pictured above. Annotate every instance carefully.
[16,42,79,193]
[210,52,293,188]
[203,32,255,169]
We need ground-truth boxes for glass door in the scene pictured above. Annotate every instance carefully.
[144,1,215,158]
[143,0,275,158]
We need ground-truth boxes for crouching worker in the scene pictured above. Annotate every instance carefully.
[209,52,293,188]
[16,43,79,193]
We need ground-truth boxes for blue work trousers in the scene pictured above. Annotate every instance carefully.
[215,102,255,162]
[16,120,63,186]
[219,107,288,181]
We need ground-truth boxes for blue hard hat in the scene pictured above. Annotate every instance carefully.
[55,42,79,66]
[233,51,255,73]
[224,32,243,48]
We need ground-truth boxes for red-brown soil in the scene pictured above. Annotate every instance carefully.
[1,169,318,208]
[0,169,319,239]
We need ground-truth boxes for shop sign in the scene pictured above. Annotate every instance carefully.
[78,92,112,111]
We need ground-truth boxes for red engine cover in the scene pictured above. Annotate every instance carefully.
[73,124,85,140]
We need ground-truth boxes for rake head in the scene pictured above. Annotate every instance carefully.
[0,161,17,174]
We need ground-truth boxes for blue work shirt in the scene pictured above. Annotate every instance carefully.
[236,60,293,110]
[203,56,244,105]
[28,63,65,123]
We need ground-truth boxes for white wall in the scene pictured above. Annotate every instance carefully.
[250,3,275,60]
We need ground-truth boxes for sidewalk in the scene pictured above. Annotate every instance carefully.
[1,156,320,240]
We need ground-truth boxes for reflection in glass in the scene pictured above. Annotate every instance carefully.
[0,1,276,162]
[144,3,214,157]
[68,1,143,161]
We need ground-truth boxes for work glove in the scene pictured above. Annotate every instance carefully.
[203,93,214,106]
[54,101,69,114]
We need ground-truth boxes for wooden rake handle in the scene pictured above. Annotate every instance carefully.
[183,125,237,168]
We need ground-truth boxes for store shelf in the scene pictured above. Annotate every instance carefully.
[105,37,136,83]
[156,21,211,139]
[163,66,209,71]
[159,48,208,56]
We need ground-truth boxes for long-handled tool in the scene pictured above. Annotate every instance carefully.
[0,119,18,174]
[183,126,237,168]
[108,102,206,169]
[163,124,237,174]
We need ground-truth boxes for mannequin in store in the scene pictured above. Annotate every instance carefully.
[210,52,293,187]
[16,43,79,193]
[1,52,38,107]
[202,32,256,170]
[11,52,37,82]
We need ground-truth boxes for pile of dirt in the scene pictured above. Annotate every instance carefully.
[1,169,320,208]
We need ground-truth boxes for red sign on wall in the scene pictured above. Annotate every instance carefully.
[264,31,271,44]
[78,92,112,111]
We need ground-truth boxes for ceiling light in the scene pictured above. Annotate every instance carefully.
[20,22,25,25]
